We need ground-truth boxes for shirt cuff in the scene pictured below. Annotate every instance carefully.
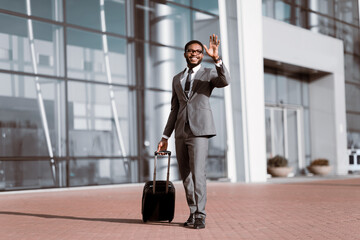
[215,59,223,67]
[162,135,169,140]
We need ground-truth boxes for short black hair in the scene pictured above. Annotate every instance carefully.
[184,40,204,53]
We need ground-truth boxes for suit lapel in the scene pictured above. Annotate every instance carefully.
[175,70,187,99]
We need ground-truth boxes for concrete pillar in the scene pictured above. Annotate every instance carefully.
[236,0,267,182]
[218,0,267,182]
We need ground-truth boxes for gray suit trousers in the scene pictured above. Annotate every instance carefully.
[175,123,208,219]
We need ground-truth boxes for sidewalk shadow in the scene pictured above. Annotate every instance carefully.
[0,211,182,227]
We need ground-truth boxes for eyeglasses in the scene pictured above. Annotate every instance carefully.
[185,49,203,54]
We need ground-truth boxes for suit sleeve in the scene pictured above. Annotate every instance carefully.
[163,78,179,138]
[209,63,231,88]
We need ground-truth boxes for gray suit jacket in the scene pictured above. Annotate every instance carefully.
[163,63,231,139]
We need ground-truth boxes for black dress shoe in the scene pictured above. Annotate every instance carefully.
[183,214,195,226]
[193,218,205,229]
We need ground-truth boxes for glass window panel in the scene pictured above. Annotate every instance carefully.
[66,0,126,35]
[168,0,190,5]
[192,0,218,15]
[277,75,287,104]
[0,73,66,157]
[66,28,127,84]
[336,22,358,54]
[275,0,291,23]
[262,0,275,18]
[309,0,335,17]
[0,0,63,21]
[209,97,227,155]
[144,90,175,156]
[264,71,310,106]
[302,80,309,107]
[287,77,302,105]
[0,0,26,14]
[335,0,359,25]
[287,109,299,174]
[144,43,184,91]
[345,83,360,112]
[347,130,360,148]
[206,157,227,179]
[347,112,360,132]
[345,54,360,83]
[0,13,64,76]
[264,72,277,104]
[135,1,191,47]
[274,0,300,26]
[193,11,220,48]
[304,109,311,163]
[69,158,131,186]
[273,109,285,156]
[309,12,336,36]
[0,160,55,190]
[68,81,132,157]
[265,109,272,158]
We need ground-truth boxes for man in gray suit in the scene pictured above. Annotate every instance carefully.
[157,34,230,229]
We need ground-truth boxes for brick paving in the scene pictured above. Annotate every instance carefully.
[1,177,360,240]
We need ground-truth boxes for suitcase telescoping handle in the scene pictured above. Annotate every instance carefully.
[153,151,172,194]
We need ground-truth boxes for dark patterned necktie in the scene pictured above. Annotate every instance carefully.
[184,68,193,98]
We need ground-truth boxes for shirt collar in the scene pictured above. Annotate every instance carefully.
[187,64,201,74]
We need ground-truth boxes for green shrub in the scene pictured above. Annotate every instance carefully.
[267,155,288,167]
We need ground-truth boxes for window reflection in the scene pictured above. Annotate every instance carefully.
[309,12,336,36]
[68,81,131,157]
[0,13,64,76]
[0,0,63,21]
[135,1,191,47]
[345,54,360,83]
[141,43,183,91]
[264,71,309,106]
[66,0,126,35]
[1,160,55,189]
[69,158,131,186]
[192,0,218,15]
[0,0,230,190]
[0,73,65,157]
[67,28,127,84]
[345,84,360,112]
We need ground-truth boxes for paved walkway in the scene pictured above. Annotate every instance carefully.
[1,176,360,240]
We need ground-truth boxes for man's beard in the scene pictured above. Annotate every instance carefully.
[186,57,202,68]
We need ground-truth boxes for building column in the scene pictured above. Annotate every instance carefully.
[219,0,267,182]
[236,0,267,182]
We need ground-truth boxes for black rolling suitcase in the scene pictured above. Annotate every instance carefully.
[142,151,175,223]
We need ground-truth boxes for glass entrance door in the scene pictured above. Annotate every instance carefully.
[265,105,304,175]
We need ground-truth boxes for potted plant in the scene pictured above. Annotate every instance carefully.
[267,155,293,177]
[307,158,331,176]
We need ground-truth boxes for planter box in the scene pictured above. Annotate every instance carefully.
[307,166,332,176]
[267,167,293,177]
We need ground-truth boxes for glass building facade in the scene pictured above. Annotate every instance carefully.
[0,0,226,190]
[0,0,359,190]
